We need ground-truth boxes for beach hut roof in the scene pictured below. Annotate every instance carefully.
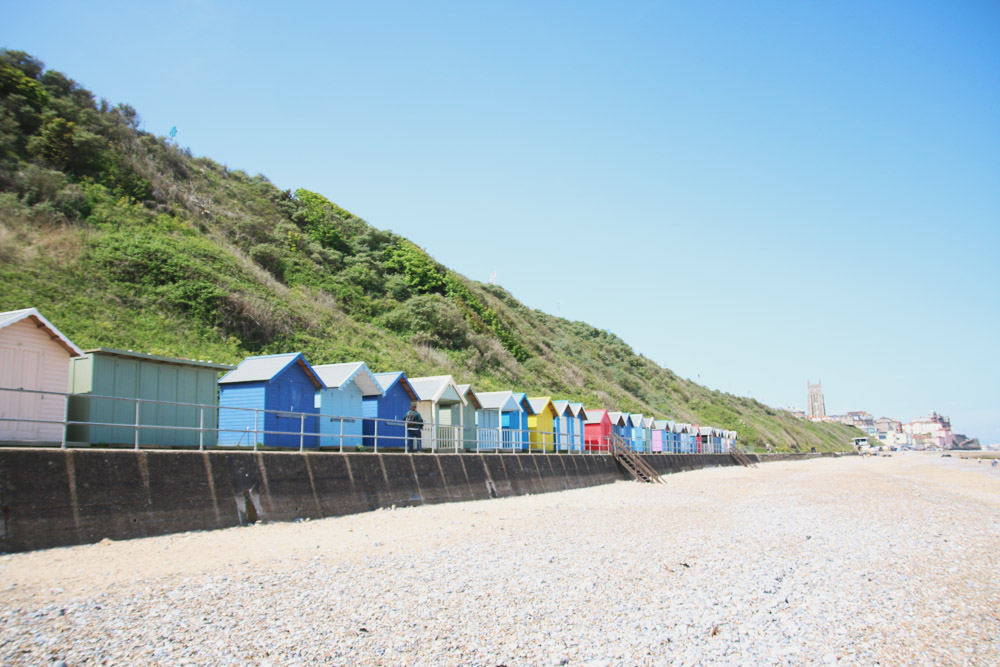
[643,416,657,428]
[527,396,558,417]
[372,371,418,402]
[512,392,535,415]
[455,384,482,410]
[219,352,324,388]
[0,307,83,357]
[585,408,609,424]
[674,423,690,433]
[568,402,587,419]
[474,391,523,412]
[312,361,382,396]
[80,348,234,370]
[699,426,714,436]
[408,375,466,405]
[551,399,572,416]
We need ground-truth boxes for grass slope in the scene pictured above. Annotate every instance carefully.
[0,50,859,452]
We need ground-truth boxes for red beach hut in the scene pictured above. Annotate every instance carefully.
[584,408,612,452]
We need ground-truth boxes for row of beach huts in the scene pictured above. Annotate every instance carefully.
[0,308,737,454]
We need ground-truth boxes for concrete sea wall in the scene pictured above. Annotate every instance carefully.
[0,448,744,553]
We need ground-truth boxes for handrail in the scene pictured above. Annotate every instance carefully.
[0,385,737,457]
[610,435,664,483]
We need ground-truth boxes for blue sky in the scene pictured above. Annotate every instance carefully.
[6,1,999,443]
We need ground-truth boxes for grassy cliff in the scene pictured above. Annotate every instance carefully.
[0,50,859,452]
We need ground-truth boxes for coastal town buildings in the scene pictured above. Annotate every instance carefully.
[840,411,875,434]
[903,412,953,450]
[796,381,968,450]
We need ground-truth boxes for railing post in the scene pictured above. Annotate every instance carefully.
[61,393,70,449]
[253,410,259,451]
[134,399,140,450]
[299,413,305,452]
[374,418,379,453]
[339,418,344,454]
[199,408,205,451]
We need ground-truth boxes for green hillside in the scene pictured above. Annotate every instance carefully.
[0,50,859,452]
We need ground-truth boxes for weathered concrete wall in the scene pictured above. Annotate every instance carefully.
[0,448,732,553]
[751,451,850,464]
[645,454,739,474]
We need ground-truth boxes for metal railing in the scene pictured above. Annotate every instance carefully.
[0,386,738,455]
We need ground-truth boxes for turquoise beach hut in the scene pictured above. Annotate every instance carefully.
[456,384,482,451]
[313,361,382,449]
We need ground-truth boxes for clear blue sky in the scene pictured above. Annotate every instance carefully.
[6,1,999,443]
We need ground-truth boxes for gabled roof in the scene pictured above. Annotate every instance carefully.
[373,371,418,402]
[408,375,465,405]
[699,426,714,436]
[455,384,482,410]
[585,408,609,424]
[568,402,587,419]
[219,352,324,388]
[674,423,691,433]
[313,361,382,396]
[527,396,558,417]
[654,419,675,430]
[551,400,574,417]
[0,307,83,357]
[643,416,656,428]
[474,391,524,412]
[512,392,535,415]
[608,411,629,426]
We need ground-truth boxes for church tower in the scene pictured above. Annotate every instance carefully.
[807,380,825,418]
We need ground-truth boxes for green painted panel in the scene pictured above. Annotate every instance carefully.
[68,351,226,447]
[176,369,196,446]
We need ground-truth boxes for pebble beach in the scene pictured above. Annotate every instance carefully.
[1,453,998,666]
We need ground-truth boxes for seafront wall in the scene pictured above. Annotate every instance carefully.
[0,448,845,553]
[0,448,744,552]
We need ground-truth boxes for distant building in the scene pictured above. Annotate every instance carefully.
[904,412,953,450]
[840,411,875,434]
[807,380,825,418]
[874,417,902,434]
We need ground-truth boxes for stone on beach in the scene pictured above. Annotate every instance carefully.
[0,454,998,665]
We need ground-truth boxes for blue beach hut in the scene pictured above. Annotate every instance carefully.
[218,353,324,448]
[313,362,382,449]
[629,414,647,453]
[475,391,533,451]
[511,392,534,451]
[363,371,418,450]
[551,400,573,452]
[568,403,588,451]
[608,412,634,449]
[673,422,686,453]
